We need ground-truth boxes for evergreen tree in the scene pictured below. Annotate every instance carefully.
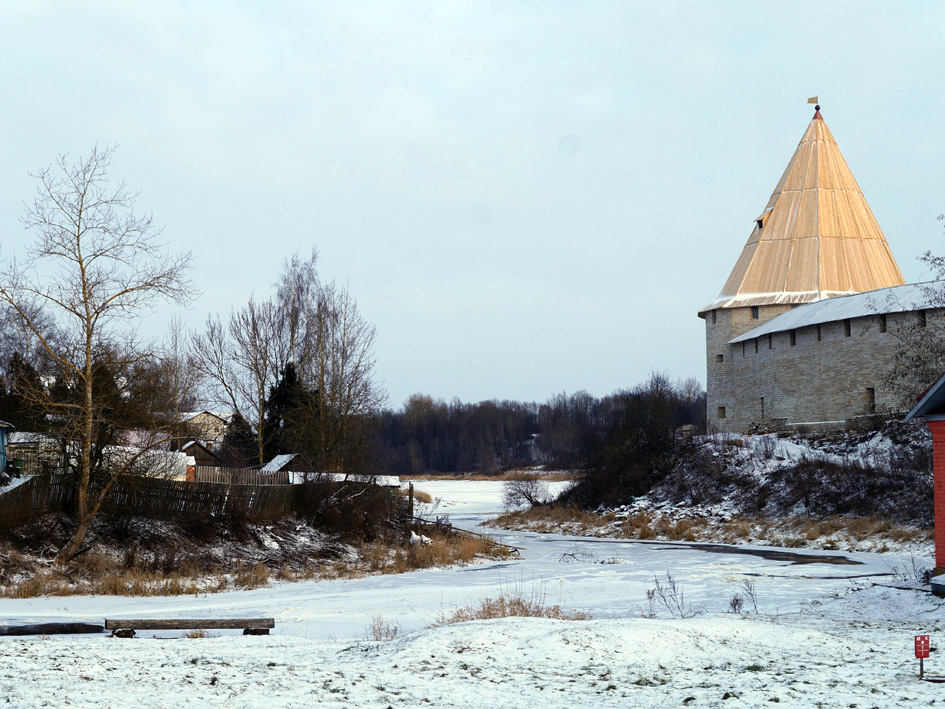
[219,413,257,467]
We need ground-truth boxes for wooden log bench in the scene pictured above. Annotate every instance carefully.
[104,618,274,637]
[0,622,104,636]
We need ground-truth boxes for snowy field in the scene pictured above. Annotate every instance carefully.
[1,480,943,707]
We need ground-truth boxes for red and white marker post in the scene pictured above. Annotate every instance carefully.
[916,635,931,678]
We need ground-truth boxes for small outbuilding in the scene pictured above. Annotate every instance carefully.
[177,440,220,468]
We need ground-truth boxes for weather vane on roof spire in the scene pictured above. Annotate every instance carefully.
[807,96,820,111]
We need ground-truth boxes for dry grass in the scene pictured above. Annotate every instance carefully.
[490,504,607,534]
[432,590,592,626]
[233,563,270,589]
[0,527,511,598]
[718,515,931,549]
[357,532,513,576]
[2,567,210,598]
[490,506,932,552]
[183,629,210,639]
[366,614,399,641]
[399,488,433,504]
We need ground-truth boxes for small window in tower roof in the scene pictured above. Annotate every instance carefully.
[754,207,773,230]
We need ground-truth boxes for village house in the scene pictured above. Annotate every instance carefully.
[176,411,229,445]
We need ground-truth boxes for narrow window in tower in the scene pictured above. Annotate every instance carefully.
[760,397,765,419]
[742,341,746,357]
[844,319,851,337]
[789,330,796,346]
[816,324,822,341]
[754,339,759,354]
[919,310,928,328]
[718,406,726,419]
[751,306,759,319]
[879,314,887,333]
[716,354,724,363]
[768,333,772,349]
[866,387,876,415]
[711,309,717,324]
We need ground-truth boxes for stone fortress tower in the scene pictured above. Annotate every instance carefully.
[699,105,909,433]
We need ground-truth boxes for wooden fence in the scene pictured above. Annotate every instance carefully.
[100,476,297,520]
[194,466,289,486]
[0,474,73,531]
[0,474,298,530]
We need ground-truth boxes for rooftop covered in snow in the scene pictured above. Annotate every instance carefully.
[261,453,298,472]
[729,282,935,344]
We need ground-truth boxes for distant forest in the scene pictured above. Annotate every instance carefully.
[369,376,706,475]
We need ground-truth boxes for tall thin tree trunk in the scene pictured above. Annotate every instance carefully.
[59,330,95,563]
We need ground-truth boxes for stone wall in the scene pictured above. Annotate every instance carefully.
[705,306,938,433]
[704,304,793,433]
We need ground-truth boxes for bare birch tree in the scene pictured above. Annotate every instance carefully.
[192,254,385,473]
[191,297,286,465]
[161,315,203,442]
[293,280,386,474]
[0,145,192,561]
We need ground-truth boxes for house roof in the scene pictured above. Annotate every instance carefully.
[8,431,48,444]
[180,440,219,460]
[180,411,230,424]
[261,453,298,472]
[906,370,945,421]
[700,108,905,314]
[729,282,934,344]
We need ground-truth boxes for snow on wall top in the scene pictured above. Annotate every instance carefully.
[287,471,400,487]
[729,282,935,344]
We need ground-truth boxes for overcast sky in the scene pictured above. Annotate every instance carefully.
[2,1,944,409]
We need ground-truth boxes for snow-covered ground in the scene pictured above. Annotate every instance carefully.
[1,480,942,707]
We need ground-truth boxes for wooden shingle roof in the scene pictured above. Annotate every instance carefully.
[701,108,904,314]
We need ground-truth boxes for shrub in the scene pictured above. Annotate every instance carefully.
[646,572,700,618]
[432,590,591,626]
[366,614,399,641]
[293,481,403,542]
[502,473,549,509]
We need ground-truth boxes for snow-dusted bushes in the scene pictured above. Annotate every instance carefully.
[293,480,406,542]
[765,454,932,525]
[658,439,757,508]
[654,420,933,527]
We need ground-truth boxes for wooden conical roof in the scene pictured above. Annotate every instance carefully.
[701,109,904,313]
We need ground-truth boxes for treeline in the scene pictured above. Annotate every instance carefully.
[369,375,705,476]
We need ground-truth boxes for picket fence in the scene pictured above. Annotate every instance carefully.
[193,466,290,486]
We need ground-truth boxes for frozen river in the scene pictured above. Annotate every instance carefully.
[0,480,928,640]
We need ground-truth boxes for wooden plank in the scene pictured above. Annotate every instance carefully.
[104,617,275,630]
[0,622,104,636]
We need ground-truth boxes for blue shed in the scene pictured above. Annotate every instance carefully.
[0,420,13,473]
